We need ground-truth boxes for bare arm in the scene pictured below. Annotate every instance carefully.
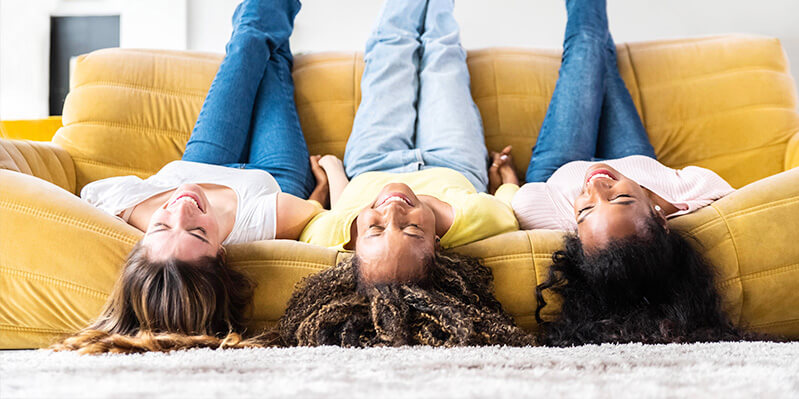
[318,155,349,208]
[274,192,324,240]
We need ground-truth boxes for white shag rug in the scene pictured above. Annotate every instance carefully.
[1,342,798,399]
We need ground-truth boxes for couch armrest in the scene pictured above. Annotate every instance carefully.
[671,167,799,338]
[786,131,799,171]
[0,117,62,141]
[0,138,76,194]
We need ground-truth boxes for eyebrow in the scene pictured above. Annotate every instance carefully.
[577,200,636,224]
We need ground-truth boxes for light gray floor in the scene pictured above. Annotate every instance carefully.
[1,342,798,399]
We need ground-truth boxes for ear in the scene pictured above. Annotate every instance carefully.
[644,189,670,233]
[217,245,227,262]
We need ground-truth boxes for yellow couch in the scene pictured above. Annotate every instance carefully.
[2,35,799,349]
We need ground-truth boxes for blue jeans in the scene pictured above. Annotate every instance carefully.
[182,0,315,198]
[343,0,489,192]
[525,0,656,183]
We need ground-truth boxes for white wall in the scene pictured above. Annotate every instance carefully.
[189,0,799,95]
[0,0,58,119]
[2,0,798,119]
[0,0,186,119]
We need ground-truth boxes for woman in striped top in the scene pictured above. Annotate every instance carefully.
[489,0,746,345]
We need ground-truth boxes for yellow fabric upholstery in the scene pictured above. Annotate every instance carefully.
[0,116,62,142]
[0,139,76,194]
[2,35,799,349]
[786,132,799,170]
[671,167,799,337]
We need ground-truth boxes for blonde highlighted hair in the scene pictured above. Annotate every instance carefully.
[51,241,261,354]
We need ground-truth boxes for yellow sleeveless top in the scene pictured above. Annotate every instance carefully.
[300,168,519,251]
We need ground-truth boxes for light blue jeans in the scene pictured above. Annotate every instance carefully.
[182,0,315,198]
[525,0,656,183]
[343,0,489,192]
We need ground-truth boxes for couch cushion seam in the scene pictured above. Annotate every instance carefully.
[721,262,799,286]
[71,158,156,176]
[722,196,799,219]
[750,318,799,329]
[623,42,647,127]
[71,81,208,99]
[0,200,139,245]
[0,323,71,334]
[710,203,744,325]
[65,121,190,140]
[0,267,109,299]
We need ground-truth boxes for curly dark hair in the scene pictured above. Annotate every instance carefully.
[278,250,534,347]
[535,217,755,346]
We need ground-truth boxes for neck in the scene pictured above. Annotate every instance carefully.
[418,195,454,238]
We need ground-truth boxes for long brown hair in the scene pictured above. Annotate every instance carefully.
[51,241,260,354]
[278,250,534,347]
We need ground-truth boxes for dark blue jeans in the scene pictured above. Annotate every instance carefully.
[525,0,656,183]
[182,0,315,198]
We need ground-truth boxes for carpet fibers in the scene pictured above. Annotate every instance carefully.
[1,342,798,398]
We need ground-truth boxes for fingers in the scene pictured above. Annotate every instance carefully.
[490,147,512,168]
[318,154,343,168]
[309,155,323,170]
[309,155,328,181]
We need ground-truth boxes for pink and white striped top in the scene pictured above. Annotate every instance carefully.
[499,155,734,231]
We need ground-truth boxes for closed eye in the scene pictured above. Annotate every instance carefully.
[403,224,424,238]
[577,194,635,223]
[366,224,385,238]
[149,223,210,244]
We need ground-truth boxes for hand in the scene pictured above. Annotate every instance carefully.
[310,155,329,187]
[488,145,519,194]
[318,154,345,174]
[309,155,330,208]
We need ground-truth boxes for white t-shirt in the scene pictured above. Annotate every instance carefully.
[507,155,734,231]
[81,161,281,245]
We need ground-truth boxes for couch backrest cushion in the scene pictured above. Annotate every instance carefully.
[55,35,799,193]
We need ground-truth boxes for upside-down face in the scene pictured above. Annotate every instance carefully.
[353,183,437,284]
[574,164,664,252]
[141,184,223,262]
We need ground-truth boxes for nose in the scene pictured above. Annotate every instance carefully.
[381,203,408,227]
[585,178,613,197]
[170,200,199,223]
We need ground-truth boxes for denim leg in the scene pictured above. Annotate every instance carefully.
[244,42,314,198]
[525,0,609,183]
[415,0,488,192]
[594,34,657,160]
[343,0,428,178]
[182,0,301,165]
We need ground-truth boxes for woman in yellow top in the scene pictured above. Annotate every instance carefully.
[278,0,530,347]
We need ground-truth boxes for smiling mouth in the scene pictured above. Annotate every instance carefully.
[376,193,413,207]
[168,192,204,213]
[585,169,617,186]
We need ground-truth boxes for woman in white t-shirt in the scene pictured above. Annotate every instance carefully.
[488,0,745,346]
[53,0,327,354]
